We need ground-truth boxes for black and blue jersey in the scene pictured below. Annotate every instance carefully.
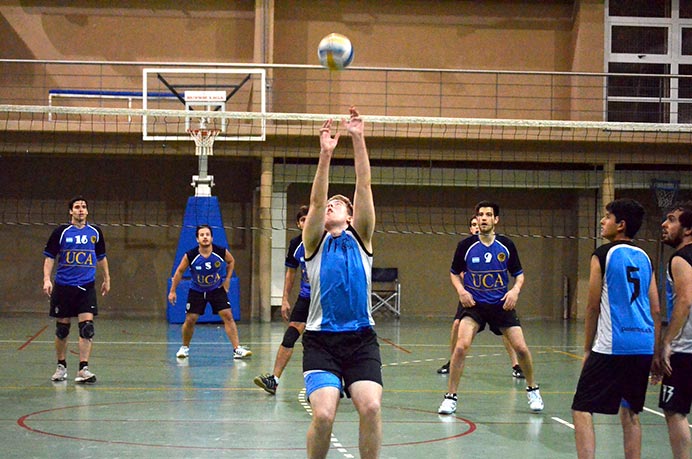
[44,224,106,287]
[450,234,523,305]
[186,244,228,293]
[286,234,310,299]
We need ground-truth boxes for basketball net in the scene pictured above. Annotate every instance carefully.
[188,127,220,157]
[651,179,680,212]
[188,119,220,197]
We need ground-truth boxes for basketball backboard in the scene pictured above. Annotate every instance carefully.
[142,68,266,141]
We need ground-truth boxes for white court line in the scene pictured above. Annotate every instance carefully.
[552,416,574,429]
[299,388,354,459]
[643,406,692,427]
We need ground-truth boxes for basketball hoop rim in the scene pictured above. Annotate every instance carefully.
[187,128,221,137]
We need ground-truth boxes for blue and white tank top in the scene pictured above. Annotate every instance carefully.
[592,241,655,355]
[304,226,374,332]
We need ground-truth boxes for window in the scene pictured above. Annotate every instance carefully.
[606,0,692,123]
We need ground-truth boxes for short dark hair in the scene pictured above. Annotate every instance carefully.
[296,205,309,222]
[474,200,499,217]
[671,201,692,230]
[328,194,353,216]
[605,198,645,238]
[468,216,478,227]
[196,224,213,237]
[68,196,87,210]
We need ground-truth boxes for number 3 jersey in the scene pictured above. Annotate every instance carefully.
[185,244,228,293]
[43,224,106,287]
[592,241,655,355]
[450,234,523,305]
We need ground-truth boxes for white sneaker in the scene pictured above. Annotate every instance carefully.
[527,387,544,412]
[176,346,189,358]
[75,367,96,384]
[233,346,252,359]
[438,394,458,415]
[51,364,67,381]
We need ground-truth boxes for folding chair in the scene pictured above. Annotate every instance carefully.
[371,268,401,318]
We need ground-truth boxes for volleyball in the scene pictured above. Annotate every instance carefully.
[317,33,354,70]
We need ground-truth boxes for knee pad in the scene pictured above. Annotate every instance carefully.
[281,326,301,349]
[55,322,70,340]
[78,320,95,339]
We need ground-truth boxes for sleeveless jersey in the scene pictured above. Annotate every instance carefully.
[450,234,523,305]
[286,234,310,299]
[43,223,106,287]
[591,241,655,355]
[185,244,228,293]
[666,244,692,354]
[304,226,374,332]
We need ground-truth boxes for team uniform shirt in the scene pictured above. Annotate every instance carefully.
[286,234,311,299]
[450,234,523,305]
[304,226,374,332]
[591,241,655,355]
[666,244,692,354]
[43,223,106,286]
[185,244,228,293]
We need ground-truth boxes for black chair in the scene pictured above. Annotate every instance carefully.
[371,268,401,317]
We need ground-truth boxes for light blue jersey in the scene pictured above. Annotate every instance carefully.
[592,241,655,355]
[304,226,374,332]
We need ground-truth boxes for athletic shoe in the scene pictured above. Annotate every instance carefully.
[437,361,450,374]
[527,387,544,412]
[438,393,458,415]
[75,367,96,384]
[176,345,189,358]
[512,365,525,379]
[233,346,252,359]
[254,373,278,395]
[51,364,67,381]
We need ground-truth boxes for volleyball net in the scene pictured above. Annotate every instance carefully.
[0,103,690,246]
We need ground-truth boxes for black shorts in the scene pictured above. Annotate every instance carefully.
[186,287,230,315]
[49,282,98,318]
[459,302,520,336]
[572,351,653,414]
[659,353,692,415]
[303,328,383,396]
[289,296,310,323]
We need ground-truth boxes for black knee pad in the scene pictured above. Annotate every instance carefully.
[78,320,95,339]
[55,322,70,340]
[281,326,301,349]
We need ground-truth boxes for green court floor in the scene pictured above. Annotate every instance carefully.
[0,315,674,458]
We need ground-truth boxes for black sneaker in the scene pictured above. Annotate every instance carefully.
[437,361,450,374]
[254,373,278,395]
[512,365,525,379]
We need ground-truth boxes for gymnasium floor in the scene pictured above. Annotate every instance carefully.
[0,314,674,458]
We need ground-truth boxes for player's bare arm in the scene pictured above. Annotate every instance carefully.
[304,118,338,257]
[583,255,603,361]
[168,254,190,305]
[348,106,375,250]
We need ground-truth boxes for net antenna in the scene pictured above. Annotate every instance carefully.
[651,178,681,310]
[188,119,221,197]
